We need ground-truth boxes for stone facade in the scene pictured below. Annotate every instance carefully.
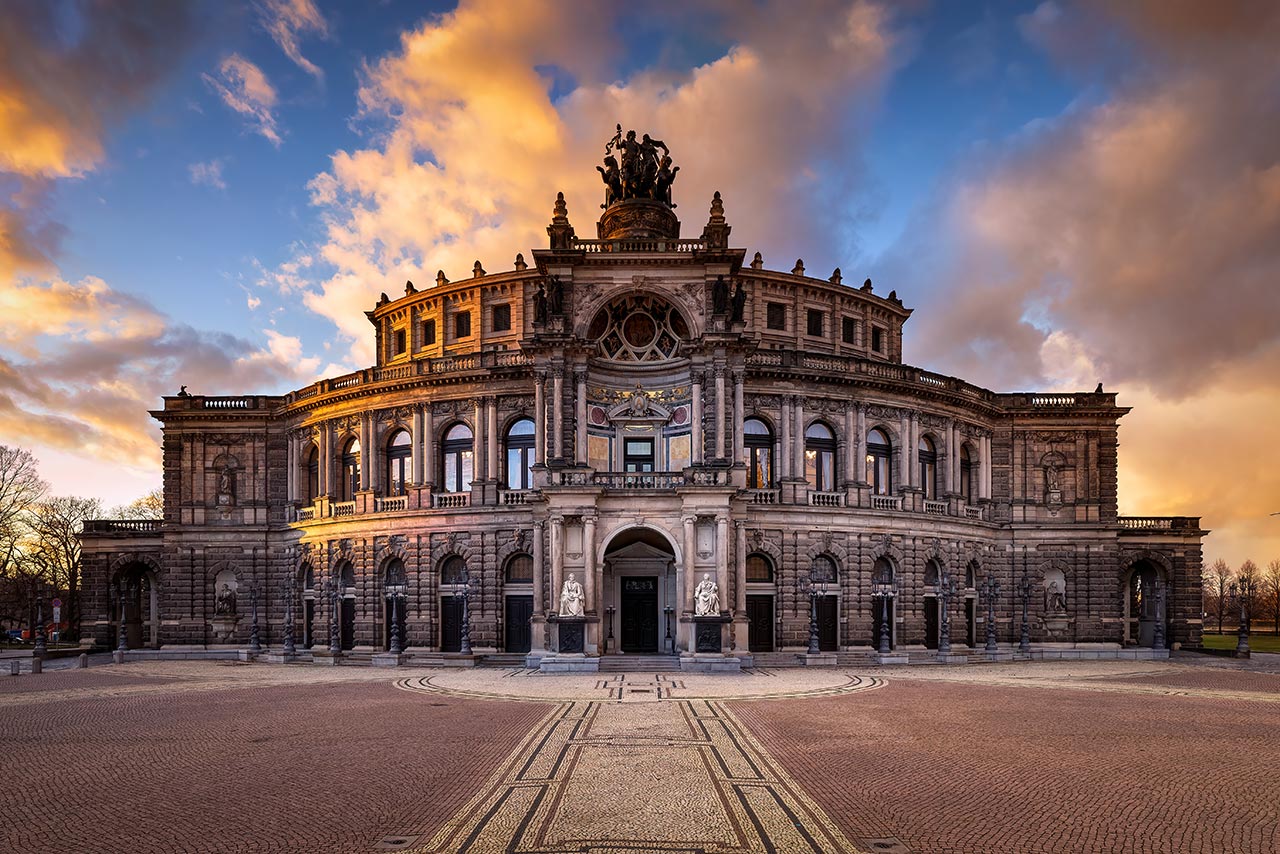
[81,155,1206,661]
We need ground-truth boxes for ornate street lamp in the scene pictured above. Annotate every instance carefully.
[455,569,473,656]
[937,570,958,655]
[982,574,1001,653]
[281,576,297,656]
[663,604,674,653]
[248,583,262,654]
[116,582,129,653]
[1017,570,1033,654]
[328,571,341,655]
[1230,576,1254,656]
[871,578,897,654]
[389,589,405,655]
[1152,577,1166,651]
[33,583,48,658]
[605,605,615,653]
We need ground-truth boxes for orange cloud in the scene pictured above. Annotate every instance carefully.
[257,0,329,80]
[203,54,283,146]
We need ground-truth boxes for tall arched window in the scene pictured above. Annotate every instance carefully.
[810,555,838,583]
[340,438,361,501]
[440,555,467,585]
[505,553,533,583]
[866,428,892,495]
[505,419,535,490]
[386,430,411,496]
[959,444,973,502]
[873,556,895,586]
[743,418,774,488]
[746,553,774,583]
[965,561,978,588]
[924,559,941,587]
[918,435,937,499]
[305,444,319,502]
[442,424,474,493]
[804,422,836,491]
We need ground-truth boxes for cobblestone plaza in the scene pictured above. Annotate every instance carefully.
[4,657,1277,853]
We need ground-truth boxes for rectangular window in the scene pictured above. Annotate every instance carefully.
[766,302,786,330]
[872,326,884,352]
[492,303,511,332]
[842,316,856,344]
[422,319,436,345]
[454,311,471,339]
[623,438,655,472]
[393,328,407,355]
[806,309,824,337]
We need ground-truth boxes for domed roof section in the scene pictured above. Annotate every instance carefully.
[594,125,681,241]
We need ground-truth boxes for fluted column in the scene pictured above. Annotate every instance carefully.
[715,515,729,613]
[286,434,297,502]
[855,403,867,484]
[320,422,332,495]
[422,407,435,487]
[779,397,792,480]
[944,420,956,494]
[734,520,747,614]
[583,514,597,612]
[898,410,911,491]
[575,368,587,465]
[486,397,498,481]
[473,399,487,482]
[714,366,726,460]
[552,369,564,461]
[909,411,920,489]
[732,369,745,463]
[682,515,696,615]
[532,520,545,615]
[691,373,704,464]
[534,373,546,466]
[793,397,805,480]
[550,515,564,614]
[412,406,425,485]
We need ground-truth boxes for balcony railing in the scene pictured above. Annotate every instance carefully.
[924,500,948,515]
[745,489,779,504]
[433,493,470,509]
[1118,516,1201,531]
[592,472,685,489]
[502,490,534,505]
[83,519,162,534]
[296,506,316,521]
[963,505,983,519]
[808,491,845,507]
[332,501,356,518]
[375,495,408,513]
[871,495,902,511]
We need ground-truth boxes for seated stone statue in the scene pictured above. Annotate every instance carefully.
[215,583,236,616]
[1045,580,1068,615]
[559,573,585,617]
[694,573,720,616]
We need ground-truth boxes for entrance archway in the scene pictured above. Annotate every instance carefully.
[601,527,677,655]
[112,562,159,649]
[1124,559,1168,647]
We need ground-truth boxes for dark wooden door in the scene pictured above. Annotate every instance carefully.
[340,598,355,650]
[817,596,838,651]
[965,598,976,647]
[440,596,463,652]
[747,595,774,652]
[505,595,533,653]
[925,597,939,649]
[620,577,658,653]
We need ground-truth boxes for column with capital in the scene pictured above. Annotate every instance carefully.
[486,397,498,481]
[552,369,564,461]
[981,435,992,499]
[779,397,792,480]
[286,433,297,502]
[422,407,435,488]
[715,515,729,612]
[899,410,911,491]
[944,420,956,495]
[732,369,745,463]
[714,366,727,460]
[530,520,546,652]
[855,403,867,485]
[793,397,805,480]
[682,515,697,618]
[411,406,425,486]
[473,399,487,483]
[583,514,596,612]
[843,405,856,487]
[550,515,564,616]
[362,412,374,492]
[733,519,749,652]
[320,422,332,496]
[574,368,587,466]
[691,373,704,464]
[534,373,546,466]
[909,411,921,489]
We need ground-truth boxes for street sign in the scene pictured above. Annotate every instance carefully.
[53,606,61,624]
[52,598,62,608]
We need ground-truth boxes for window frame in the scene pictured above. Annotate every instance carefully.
[441,423,474,493]
[866,428,892,495]
[386,429,411,497]
[918,435,937,500]
[504,418,535,490]
[765,302,787,330]
[492,303,511,332]
[743,417,774,489]
[340,438,361,501]
[803,422,837,492]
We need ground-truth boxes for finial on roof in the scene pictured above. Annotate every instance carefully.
[792,259,805,276]
[514,252,527,271]
[548,191,575,249]
[830,267,842,284]
[888,289,899,303]
[436,270,448,287]
[379,292,390,305]
[473,260,485,277]
[709,191,724,220]
[861,277,873,292]
[553,191,568,221]
[1095,382,1104,393]
[405,280,417,295]
[751,251,763,270]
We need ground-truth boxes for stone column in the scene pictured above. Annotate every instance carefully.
[909,411,920,489]
[899,410,911,490]
[682,515,697,615]
[981,435,992,499]
[793,397,805,481]
[412,406,425,485]
[286,434,297,502]
[550,515,564,615]
[423,407,435,487]
[732,369,745,463]
[779,397,792,480]
[534,373,546,466]
[552,369,564,461]
[843,406,856,485]
[473,399,487,482]
[321,422,332,495]
[583,514,597,612]
[532,520,545,615]
[715,515,729,612]
[944,420,955,494]
[575,368,587,466]
[691,373,704,465]
[734,520,747,614]
[360,413,372,491]
[486,397,498,482]
[714,366,727,460]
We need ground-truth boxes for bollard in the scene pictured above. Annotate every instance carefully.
[79,653,89,669]
[30,657,42,675]
[112,650,124,665]
[9,660,18,676]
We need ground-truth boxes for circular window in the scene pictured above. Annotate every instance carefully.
[591,295,687,362]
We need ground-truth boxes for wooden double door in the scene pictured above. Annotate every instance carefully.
[620,577,659,653]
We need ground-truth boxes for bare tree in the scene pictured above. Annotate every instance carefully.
[1204,558,1232,634]
[1264,559,1280,636]
[0,445,46,577]
[28,496,102,641]
[111,487,163,520]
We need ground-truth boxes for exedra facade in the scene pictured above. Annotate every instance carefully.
[81,130,1206,669]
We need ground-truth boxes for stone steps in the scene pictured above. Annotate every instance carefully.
[598,655,681,673]
[478,653,529,668]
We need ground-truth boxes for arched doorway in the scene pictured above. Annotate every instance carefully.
[602,527,678,655]
[1124,560,1167,647]
[745,553,776,652]
[113,563,159,649]
[337,562,356,650]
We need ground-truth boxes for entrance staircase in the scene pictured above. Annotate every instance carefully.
[598,655,681,673]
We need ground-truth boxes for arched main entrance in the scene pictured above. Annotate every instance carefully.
[112,562,159,649]
[601,528,677,655]
[1124,559,1168,647]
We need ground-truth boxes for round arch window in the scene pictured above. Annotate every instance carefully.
[589,295,689,362]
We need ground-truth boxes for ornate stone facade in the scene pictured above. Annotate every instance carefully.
[81,136,1205,662]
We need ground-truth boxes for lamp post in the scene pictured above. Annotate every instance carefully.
[281,576,296,656]
[1230,577,1254,656]
[328,572,341,655]
[1017,570,1033,654]
[389,589,405,655]
[982,574,1001,653]
[33,583,48,658]
[1152,577,1166,651]
[663,605,674,653]
[248,583,262,654]
[938,571,958,655]
[871,578,897,654]
[456,571,472,656]
[605,605,615,654]
[116,582,129,653]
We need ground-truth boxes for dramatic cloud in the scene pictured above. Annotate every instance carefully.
[188,158,227,190]
[203,54,283,146]
[277,0,900,363]
[257,0,329,80]
[890,0,1280,566]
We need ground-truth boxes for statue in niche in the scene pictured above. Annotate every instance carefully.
[1045,580,1068,615]
[559,573,585,617]
[1044,462,1063,508]
[532,280,548,324]
[217,466,235,507]
[730,279,747,323]
[711,275,729,315]
[596,155,622,207]
[215,582,237,616]
[546,276,564,316]
[695,573,720,616]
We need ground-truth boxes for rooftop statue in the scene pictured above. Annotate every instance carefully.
[601,124,678,207]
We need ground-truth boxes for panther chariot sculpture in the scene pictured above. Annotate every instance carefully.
[595,125,683,241]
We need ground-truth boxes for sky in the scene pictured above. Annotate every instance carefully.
[1,0,1277,568]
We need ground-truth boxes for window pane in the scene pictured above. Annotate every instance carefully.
[460,450,473,491]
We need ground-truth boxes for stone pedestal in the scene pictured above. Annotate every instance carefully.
[371,652,407,667]
[209,616,240,644]
[1042,614,1072,640]
[551,616,587,654]
[874,651,910,665]
[538,654,599,673]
